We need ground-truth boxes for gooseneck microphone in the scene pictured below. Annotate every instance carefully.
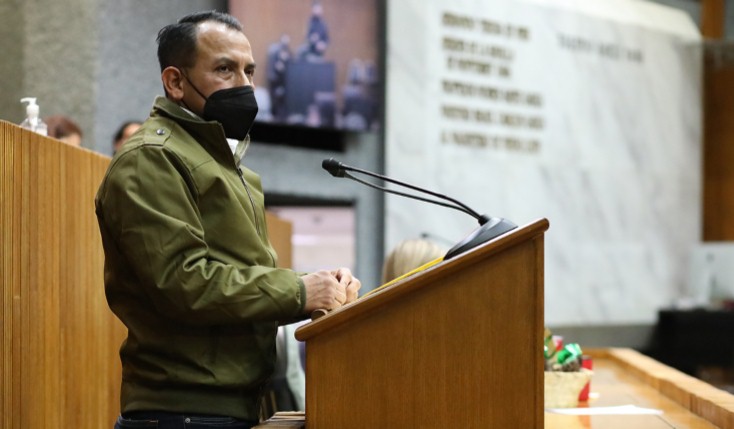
[321,158,517,259]
[323,158,488,222]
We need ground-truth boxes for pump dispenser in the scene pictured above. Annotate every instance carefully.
[20,97,48,136]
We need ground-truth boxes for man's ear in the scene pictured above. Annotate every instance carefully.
[162,66,184,101]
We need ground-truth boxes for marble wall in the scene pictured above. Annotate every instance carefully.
[385,0,702,325]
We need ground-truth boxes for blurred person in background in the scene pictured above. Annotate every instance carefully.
[382,239,445,284]
[45,115,83,147]
[112,120,142,154]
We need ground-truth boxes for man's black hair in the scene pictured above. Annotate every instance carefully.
[156,10,244,72]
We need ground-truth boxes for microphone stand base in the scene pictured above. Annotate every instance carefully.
[444,218,518,259]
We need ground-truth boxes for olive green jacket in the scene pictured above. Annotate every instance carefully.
[95,96,306,421]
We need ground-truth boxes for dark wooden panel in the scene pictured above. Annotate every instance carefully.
[703,45,734,240]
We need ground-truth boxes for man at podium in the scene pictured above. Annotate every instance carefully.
[95,11,360,429]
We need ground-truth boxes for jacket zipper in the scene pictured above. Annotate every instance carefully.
[237,166,277,267]
[237,167,261,236]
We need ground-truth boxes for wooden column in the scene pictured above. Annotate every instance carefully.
[701,0,726,40]
[703,42,734,240]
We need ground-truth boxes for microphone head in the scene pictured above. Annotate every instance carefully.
[322,158,345,177]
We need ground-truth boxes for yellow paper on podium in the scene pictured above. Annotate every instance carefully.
[362,256,444,298]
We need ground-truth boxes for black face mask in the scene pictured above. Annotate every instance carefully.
[182,72,259,140]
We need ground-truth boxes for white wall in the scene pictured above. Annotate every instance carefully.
[385,0,702,325]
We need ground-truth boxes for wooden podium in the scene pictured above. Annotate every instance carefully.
[295,219,549,428]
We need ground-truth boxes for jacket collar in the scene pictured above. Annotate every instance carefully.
[150,96,238,165]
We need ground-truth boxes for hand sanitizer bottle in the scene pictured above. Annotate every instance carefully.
[19,97,48,136]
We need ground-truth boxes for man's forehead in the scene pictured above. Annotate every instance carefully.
[194,21,253,59]
[197,20,241,34]
[196,21,247,42]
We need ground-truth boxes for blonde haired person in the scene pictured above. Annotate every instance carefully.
[382,239,445,284]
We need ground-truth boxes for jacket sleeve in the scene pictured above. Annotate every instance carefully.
[97,145,306,326]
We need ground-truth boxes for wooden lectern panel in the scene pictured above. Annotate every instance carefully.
[297,219,548,428]
[0,121,126,428]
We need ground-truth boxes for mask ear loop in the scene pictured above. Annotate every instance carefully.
[179,68,209,112]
